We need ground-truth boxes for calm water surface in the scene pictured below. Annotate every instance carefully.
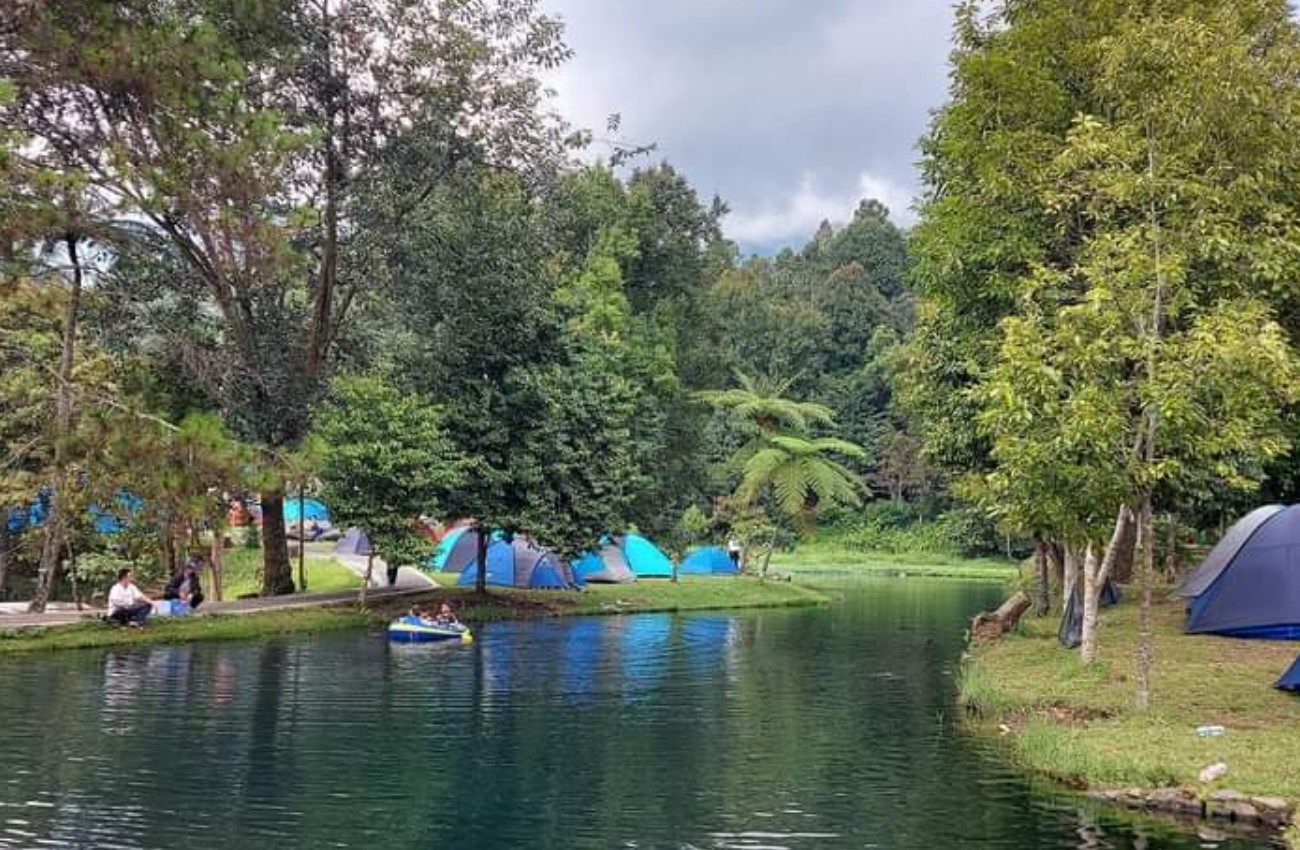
[0,581,1278,849]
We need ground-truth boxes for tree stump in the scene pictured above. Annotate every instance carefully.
[970,591,1031,645]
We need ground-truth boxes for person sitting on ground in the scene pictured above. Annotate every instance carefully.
[162,557,205,611]
[108,568,154,628]
[431,602,459,627]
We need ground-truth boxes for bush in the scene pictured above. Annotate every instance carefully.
[66,551,162,605]
[839,503,1021,559]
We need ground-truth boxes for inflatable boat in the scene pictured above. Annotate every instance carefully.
[386,615,473,644]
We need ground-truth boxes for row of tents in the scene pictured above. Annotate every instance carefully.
[1174,504,1300,691]
[336,525,739,588]
[6,494,331,536]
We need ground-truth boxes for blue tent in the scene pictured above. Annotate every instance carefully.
[679,546,738,576]
[429,526,506,573]
[89,492,144,534]
[7,491,140,535]
[447,533,576,590]
[1178,505,1300,639]
[619,532,673,579]
[283,498,329,524]
[1277,654,1300,691]
[572,544,635,584]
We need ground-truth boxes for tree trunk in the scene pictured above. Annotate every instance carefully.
[1081,505,1135,665]
[0,521,9,601]
[971,591,1032,644]
[260,489,295,596]
[1032,539,1050,617]
[297,481,307,592]
[1048,541,1065,595]
[161,524,176,582]
[1080,542,1102,664]
[1163,512,1179,582]
[1136,496,1155,710]
[209,530,224,602]
[67,540,80,611]
[30,233,83,613]
[1110,515,1138,583]
[305,0,340,381]
[359,552,374,603]
[1062,544,1080,611]
[474,522,488,595]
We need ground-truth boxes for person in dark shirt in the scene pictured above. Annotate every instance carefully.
[163,557,205,611]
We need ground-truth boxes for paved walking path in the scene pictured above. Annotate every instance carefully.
[332,553,437,590]
[0,583,437,631]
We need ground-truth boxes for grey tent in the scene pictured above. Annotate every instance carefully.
[334,527,371,556]
[572,544,637,584]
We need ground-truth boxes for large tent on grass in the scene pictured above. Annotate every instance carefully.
[430,525,494,571]
[1176,504,1300,639]
[455,536,576,590]
[572,544,636,584]
[1277,654,1300,692]
[432,526,576,589]
[619,533,673,579]
[679,546,738,576]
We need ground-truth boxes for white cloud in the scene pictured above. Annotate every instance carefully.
[723,171,915,247]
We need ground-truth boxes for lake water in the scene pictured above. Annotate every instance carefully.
[0,580,1278,849]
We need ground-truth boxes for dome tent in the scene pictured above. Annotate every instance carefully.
[572,543,636,584]
[1177,504,1300,640]
[334,527,371,556]
[679,546,738,576]
[618,532,673,579]
[284,497,330,524]
[1277,654,1300,692]
[433,527,576,590]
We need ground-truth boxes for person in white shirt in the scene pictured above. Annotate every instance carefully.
[107,568,153,627]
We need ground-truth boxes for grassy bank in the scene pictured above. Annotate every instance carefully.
[772,539,1017,581]
[0,576,826,654]
[961,592,1300,810]
[376,575,830,622]
[0,608,373,653]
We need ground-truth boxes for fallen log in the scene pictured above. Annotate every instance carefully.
[969,591,1031,645]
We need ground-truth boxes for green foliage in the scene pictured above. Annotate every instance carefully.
[313,375,460,566]
[67,552,153,600]
[698,371,867,528]
[907,0,1300,546]
[837,504,1009,560]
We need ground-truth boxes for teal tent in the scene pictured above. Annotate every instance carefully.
[619,533,673,579]
[284,498,329,524]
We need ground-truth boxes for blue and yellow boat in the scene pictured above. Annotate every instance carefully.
[386,615,473,644]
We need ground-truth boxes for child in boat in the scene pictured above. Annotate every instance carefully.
[431,602,459,627]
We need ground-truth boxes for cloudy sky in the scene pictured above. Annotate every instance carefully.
[543,0,956,253]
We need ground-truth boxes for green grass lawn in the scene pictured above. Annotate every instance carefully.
[0,608,373,653]
[961,591,1300,803]
[771,539,1018,581]
[371,575,829,622]
[218,547,360,599]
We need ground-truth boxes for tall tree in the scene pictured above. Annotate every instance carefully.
[911,0,1300,671]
